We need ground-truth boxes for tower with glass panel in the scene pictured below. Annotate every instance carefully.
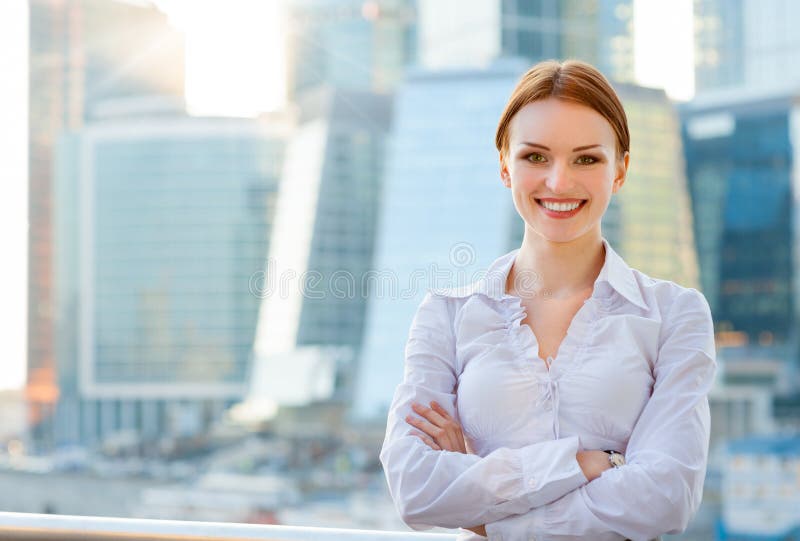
[285,0,417,101]
[680,91,799,367]
[612,83,700,288]
[247,89,391,421]
[694,0,800,95]
[28,0,184,449]
[53,100,288,447]
[418,0,634,83]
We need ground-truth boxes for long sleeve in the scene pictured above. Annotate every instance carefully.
[380,291,589,531]
[484,288,717,541]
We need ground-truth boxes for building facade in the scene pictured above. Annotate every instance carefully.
[248,89,392,420]
[694,0,800,95]
[28,0,184,449]
[285,0,417,101]
[52,101,287,448]
[720,435,800,539]
[418,0,635,83]
[681,92,799,350]
[612,83,700,289]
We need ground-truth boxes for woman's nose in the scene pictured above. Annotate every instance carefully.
[545,161,573,192]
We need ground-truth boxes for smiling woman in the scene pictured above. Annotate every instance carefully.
[157,0,286,116]
[379,60,716,541]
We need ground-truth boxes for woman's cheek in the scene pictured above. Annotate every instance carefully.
[511,186,535,220]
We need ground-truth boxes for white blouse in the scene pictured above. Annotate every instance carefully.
[379,237,717,541]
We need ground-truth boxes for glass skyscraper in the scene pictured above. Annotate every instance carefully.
[53,100,288,447]
[285,0,417,101]
[248,89,391,419]
[694,0,800,95]
[28,0,184,449]
[418,0,635,83]
[613,83,700,288]
[681,92,798,355]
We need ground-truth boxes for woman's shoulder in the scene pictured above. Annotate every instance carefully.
[417,282,486,330]
[413,264,511,341]
[630,267,711,318]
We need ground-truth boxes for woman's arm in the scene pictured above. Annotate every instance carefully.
[410,401,616,538]
[483,288,717,541]
[380,290,589,531]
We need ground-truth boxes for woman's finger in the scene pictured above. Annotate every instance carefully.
[406,414,444,441]
[412,402,449,427]
[411,403,459,450]
[430,401,467,454]
[430,401,453,420]
[412,432,441,450]
[426,401,465,451]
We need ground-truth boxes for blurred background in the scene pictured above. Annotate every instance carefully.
[0,0,798,539]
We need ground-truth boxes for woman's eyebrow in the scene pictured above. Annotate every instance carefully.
[519,142,604,152]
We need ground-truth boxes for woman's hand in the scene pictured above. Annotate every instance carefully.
[464,524,487,537]
[406,400,467,453]
[406,403,481,535]
[576,450,614,481]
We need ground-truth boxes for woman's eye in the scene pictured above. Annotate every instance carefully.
[576,155,599,165]
[526,153,546,163]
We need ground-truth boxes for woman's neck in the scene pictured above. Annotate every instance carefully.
[507,230,605,301]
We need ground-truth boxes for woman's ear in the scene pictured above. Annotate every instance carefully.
[500,153,511,188]
[612,151,630,194]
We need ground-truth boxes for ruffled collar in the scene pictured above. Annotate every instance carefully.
[430,236,647,310]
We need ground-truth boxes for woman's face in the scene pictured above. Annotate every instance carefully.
[500,97,629,243]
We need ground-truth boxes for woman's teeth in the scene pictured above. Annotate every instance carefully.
[537,200,584,212]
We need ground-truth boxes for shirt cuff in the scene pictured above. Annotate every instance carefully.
[485,504,546,541]
[521,435,589,507]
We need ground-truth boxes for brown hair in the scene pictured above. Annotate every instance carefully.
[495,59,630,161]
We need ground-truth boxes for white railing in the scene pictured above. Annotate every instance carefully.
[0,512,459,541]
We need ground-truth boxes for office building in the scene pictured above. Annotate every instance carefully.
[681,91,799,353]
[694,0,800,95]
[418,0,635,83]
[285,0,417,101]
[28,0,184,449]
[247,88,391,423]
[719,435,800,539]
[611,83,700,288]
[52,98,288,447]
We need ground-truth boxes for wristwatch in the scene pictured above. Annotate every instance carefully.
[604,449,626,468]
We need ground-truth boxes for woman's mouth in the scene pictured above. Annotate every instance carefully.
[535,198,587,218]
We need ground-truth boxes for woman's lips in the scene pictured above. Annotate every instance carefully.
[535,198,587,218]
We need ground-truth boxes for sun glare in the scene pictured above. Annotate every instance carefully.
[157,0,693,114]
[634,0,695,101]
[158,0,287,116]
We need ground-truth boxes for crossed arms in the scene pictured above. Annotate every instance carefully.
[379,289,717,541]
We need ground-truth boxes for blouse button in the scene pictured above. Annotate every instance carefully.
[528,478,536,488]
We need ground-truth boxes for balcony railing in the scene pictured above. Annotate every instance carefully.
[0,512,459,541]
